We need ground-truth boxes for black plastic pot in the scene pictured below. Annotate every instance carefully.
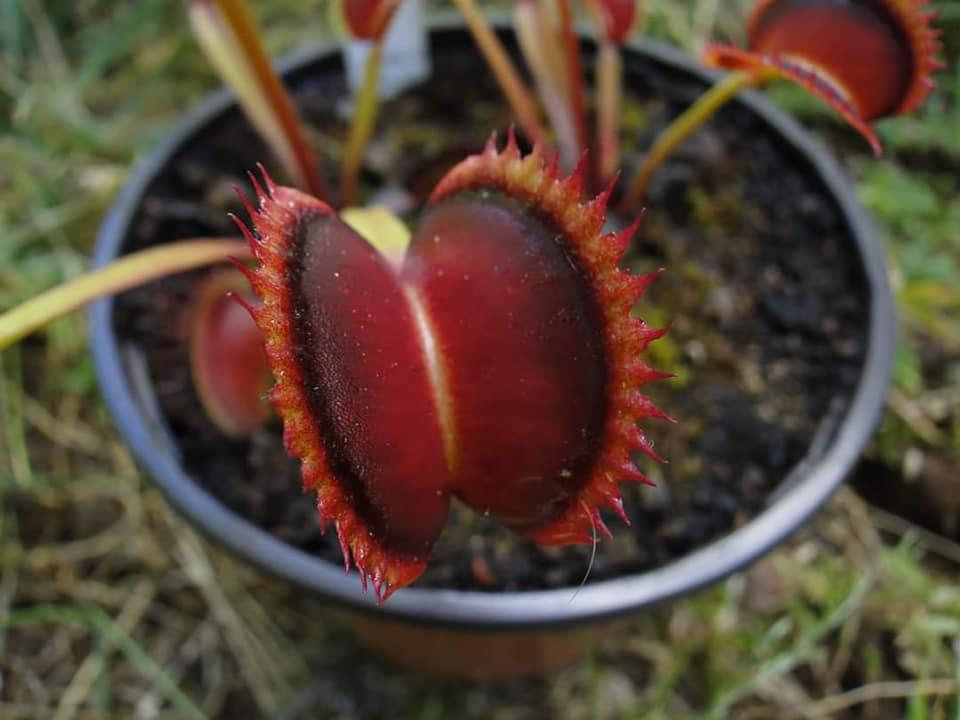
[90,22,894,678]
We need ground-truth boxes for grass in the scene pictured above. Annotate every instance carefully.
[1,0,959,717]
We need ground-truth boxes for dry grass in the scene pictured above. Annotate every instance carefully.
[2,1,959,718]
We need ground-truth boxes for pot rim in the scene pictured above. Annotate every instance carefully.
[89,21,895,630]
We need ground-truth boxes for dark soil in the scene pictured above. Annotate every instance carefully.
[112,30,868,591]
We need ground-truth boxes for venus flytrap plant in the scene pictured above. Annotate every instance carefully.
[514,0,581,167]
[338,0,401,206]
[0,100,669,605]
[510,0,590,172]
[587,0,645,184]
[0,0,944,603]
[0,237,274,441]
[556,0,590,160]
[189,0,328,199]
[702,0,944,153]
[0,240,249,351]
[619,67,763,208]
[620,0,944,208]
[451,0,548,147]
[189,267,271,437]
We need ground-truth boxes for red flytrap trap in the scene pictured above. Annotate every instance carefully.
[702,0,943,155]
[232,135,671,601]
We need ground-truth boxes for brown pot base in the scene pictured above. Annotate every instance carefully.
[345,612,619,680]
